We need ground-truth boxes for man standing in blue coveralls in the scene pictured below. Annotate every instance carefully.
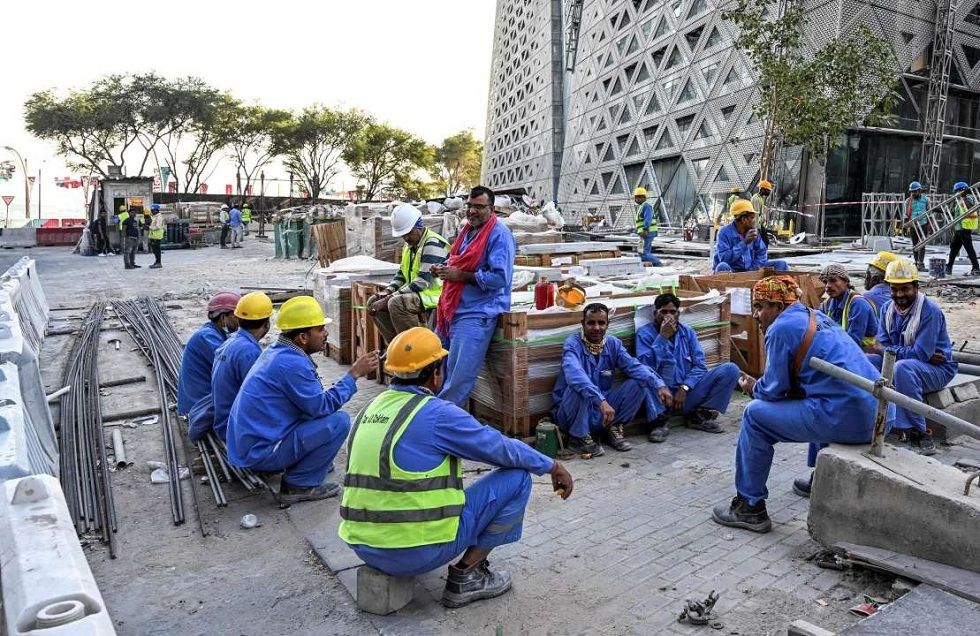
[226,296,379,506]
[432,186,515,407]
[713,200,788,273]
[339,327,574,608]
[867,257,957,456]
[904,181,930,271]
[633,187,662,266]
[552,303,672,456]
[636,293,741,443]
[177,291,241,415]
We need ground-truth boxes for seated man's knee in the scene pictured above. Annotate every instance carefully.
[714,262,733,273]
[773,261,789,271]
[892,361,919,389]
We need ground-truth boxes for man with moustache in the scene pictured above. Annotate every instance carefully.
[817,264,878,349]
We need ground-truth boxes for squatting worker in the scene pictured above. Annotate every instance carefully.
[551,303,671,456]
[817,263,878,350]
[713,200,788,273]
[863,251,898,311]
[339,327,573,608]
[188,292,273,442]
[636,293,741,444]
[867,258,957,457]
[177,291,241,415]
[226,296,379,507]
[711,276,890,533]
[368,203,450,345]
[432,185,515,407]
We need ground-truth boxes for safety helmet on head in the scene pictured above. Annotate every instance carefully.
[275,296,329,331]
[220,204,229,210]
[758,180,773,191]
[118,205,127,212]
[390,203,422,237]
[868,251,898,273]
[234,292,273,320]
[729,186,741,194]
[150,204,160,212]
[908,181,922,192]
[953,181,969,193]
[633,187,647,197]
[884,257,919,284]
[207,292,241,314]
[384,327,448,378]
[731,200,755,218]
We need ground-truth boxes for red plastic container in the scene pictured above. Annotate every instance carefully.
[534,276,556,310]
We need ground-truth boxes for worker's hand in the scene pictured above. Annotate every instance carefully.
[640,230,648,240]
[658,386,674,408]
[369,296,390,315]
[659,314,678,339]
[738,374,756,397]
[351,350,380,379]
[744,228,758,244]
[599,400,615,427]
[864,341,883,355]
[550,460,573,500]
[929,351,946,365]
[432,265,466,282]
[672,386,687,412]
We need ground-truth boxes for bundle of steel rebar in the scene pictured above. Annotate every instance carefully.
[58,302,118,558]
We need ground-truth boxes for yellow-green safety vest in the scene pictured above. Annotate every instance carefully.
[339,391,465,549]
[956,198,978,231]
[751,193,766,227]
[149,215,165,240]
[821,292,876,348]
[635,202,657,233]
[242,206,252,223]
[117,210,130,230]
[400,229,450,310]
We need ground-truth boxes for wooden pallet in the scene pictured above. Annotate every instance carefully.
[310,220,347,267]
[514,249,621,268]
[350,281,387,381]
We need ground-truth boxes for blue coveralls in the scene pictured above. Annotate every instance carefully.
[438,221,515,407]
[713,222,788,273]
[869,296,957,432]
[636,202,663,266]
[551,334,667,437]
[818,289,878,348]
[226,339,355,487]
[177,322,228,415]
[863,283,891,313]
[736,303,889,505]
[349,385,553,577]
[635,322,741,415]
[210,330,262,441]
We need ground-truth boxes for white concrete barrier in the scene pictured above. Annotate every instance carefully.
[0,362,55,480]
[0,257,49,356]
[0,475,116,635]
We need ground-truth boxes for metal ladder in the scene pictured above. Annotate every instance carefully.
[903,181,980,250]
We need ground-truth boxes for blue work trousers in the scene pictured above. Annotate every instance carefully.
[714,260,788,273]
[244,412,350,487]
[868,355,955,432]
[675,363,741,415]
[735,399,874,505]
[553,378,665,438]
[439,315,497,407]
[352,468,532,577]
[640,232,663,266]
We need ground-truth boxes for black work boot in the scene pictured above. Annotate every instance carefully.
[687,408,724,434]
[792,473,813,498]
[606,424,632,451]
[569,433,604,457]
[648,413,670,443]
[711,495,772,533]
[909,428,937,456]
[442,560,512,608]
[277,480,342,508]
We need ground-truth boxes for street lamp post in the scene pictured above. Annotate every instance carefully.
[1,146,29,222]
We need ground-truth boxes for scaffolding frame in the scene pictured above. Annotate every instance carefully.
[918,0,960,192]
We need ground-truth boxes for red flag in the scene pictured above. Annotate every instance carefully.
[225,185,233,195]
[168,182,177,193]
[200,183,209,194]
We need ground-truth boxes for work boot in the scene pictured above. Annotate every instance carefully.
[149,262,162,269]
[915,262,926,272]
[648,413,670,443]
[606,424,632,452]
[946,265,954,277]
[792,473,813,498]
[442,559,512,608]
[711,495,772,534]
[277,479,342,508]
[569,434,604,457]
[687,408,724,434]
[909,428,937,456]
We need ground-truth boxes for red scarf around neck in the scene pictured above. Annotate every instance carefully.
[436,214,498,336]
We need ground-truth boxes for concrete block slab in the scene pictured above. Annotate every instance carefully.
[926,388,955,409]
[927,399,980,442]
[951,383,980,402]
[356,565,415,615]
[809,445,980,574]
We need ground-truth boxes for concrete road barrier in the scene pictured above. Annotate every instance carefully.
[0,257,49,355]
[0,229,37,249]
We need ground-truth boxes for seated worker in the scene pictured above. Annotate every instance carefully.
[188,292,274,442]
[817,264,878,350]
[226,296,379,506]
[863,251,898,311]
[367,203,450,345]
[177,292,241,415]
[867,258,958,456]
[552,303,672,456]
[713,200,788,273]
[339,327,573,609]
[636,293,742,443]
[711,276,890,533]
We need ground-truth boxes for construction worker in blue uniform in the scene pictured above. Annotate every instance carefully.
[188,292,273,442]
[226,296,380,506]
[713,200,788,273]
[817,264,878,350]
[904,181,930,270]
[863,251,898,311]
[636,293,742,443]
[946,181,980,276]
[633,187,663,266]
[177,292,241,415]
[552,303,672,456]
[432,186,515,407]
[339,327,573,608]
[711,276,890,533]
[867,258,957,456]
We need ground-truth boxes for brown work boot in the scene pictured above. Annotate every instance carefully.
[569,433,604,457]
[687,408,724,434]
[711,495,772,533]
[606,424,632,451]
[442,560,512,608]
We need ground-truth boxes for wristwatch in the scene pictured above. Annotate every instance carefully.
[680,384,691,392]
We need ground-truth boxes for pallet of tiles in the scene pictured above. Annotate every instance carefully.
[322,285,352,365]
[311,220,347,267]
[513,250,621,268]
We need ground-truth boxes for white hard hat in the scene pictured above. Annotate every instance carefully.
[391,203,422,237]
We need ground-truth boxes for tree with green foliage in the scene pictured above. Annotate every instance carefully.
[434,130,483,196]
[723,1,898,180]
[343,122,433,201]
[390,169,439,201]
[222,103,292,196]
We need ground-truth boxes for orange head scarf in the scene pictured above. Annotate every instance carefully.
[753,275,801,305]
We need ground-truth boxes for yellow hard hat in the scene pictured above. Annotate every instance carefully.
[759,180,773,190]
[884,257,919,284]
[118,205,127,212]
[235,291,274,320]
[731,200,755,217]
[633,187,647,197]
[275,296,329,331]
[868,251,898,273]
[556,283,587,309]
[385,327,448,377]
[729,187,741,194]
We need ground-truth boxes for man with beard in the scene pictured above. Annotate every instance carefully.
[863,251,898,311]
[552,303,672,455]
[817,264,878,349]
[713,200,788,273]
[711,276,889,532]
[867,258,957,456]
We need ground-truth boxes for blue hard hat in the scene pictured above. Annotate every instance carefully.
[150,203,161,211]
[908,181,922,191]
[953,181,968,192]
